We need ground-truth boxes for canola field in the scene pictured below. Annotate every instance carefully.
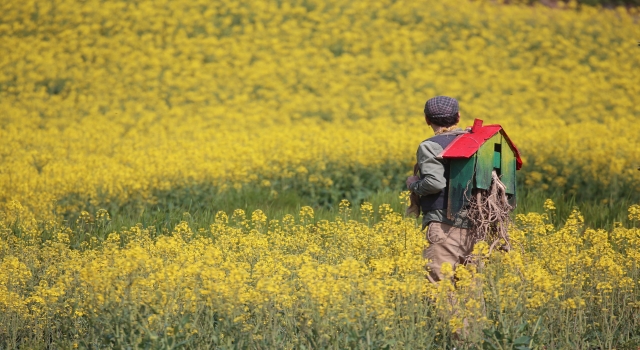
[1,0,640,348]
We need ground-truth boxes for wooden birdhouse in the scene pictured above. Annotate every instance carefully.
[438,119,523,220]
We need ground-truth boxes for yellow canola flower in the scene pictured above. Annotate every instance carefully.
[0,201,639,344]
[0,0,639,343]
[0,0,638,220]
[629,204,640,222]
[543,199,556,212]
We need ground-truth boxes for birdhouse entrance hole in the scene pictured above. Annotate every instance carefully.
[493,143,502,176]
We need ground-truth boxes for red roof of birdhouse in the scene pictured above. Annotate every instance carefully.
[440,119,523,170]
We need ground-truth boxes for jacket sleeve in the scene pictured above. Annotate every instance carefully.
[409,141,447,196]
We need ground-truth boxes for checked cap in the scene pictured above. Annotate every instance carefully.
[424,96,459,119]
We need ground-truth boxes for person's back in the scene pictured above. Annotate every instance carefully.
[406,96,474,284]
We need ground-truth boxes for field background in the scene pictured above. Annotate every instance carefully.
[1,0,640,348]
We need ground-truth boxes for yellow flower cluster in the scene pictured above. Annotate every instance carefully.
[629,204,640,222]
[2,202,639,346]
[1,0,639,219]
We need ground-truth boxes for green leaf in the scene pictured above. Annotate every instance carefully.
[514,336,531,345]
[180,314,191,326]
[517,322,528,333]
[515,346,531,350]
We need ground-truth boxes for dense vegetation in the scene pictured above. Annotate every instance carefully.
[1,0,639,348]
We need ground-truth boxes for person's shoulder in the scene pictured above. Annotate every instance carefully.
[418,138,440,148]
[417,139,444,157]
[418,129,469,154]
[419,131,460,145]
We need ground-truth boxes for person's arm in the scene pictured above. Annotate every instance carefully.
[407,141,446,196]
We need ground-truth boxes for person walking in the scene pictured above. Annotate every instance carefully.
[405,96,474,284]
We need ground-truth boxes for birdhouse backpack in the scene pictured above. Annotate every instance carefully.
[437,119,522,221]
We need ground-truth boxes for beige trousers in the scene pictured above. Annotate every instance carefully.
[423,222,475,283]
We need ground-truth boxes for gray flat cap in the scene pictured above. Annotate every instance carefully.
[424,96,459,118]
